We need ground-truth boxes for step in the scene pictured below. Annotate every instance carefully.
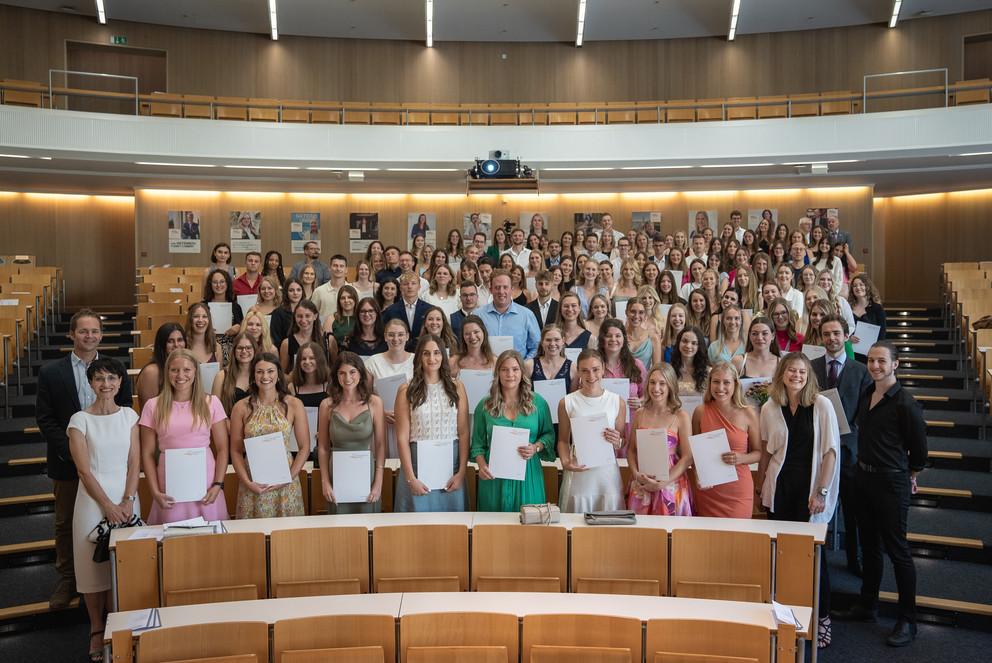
[907,387,978,412]
[0,419,42,443]
[927,437,992,471]
[889,327,952,340]
[907,506,992,563]
[0,597,79,622]
[921,409,986,437]
[0,562,62,609]
[914,468,992,512]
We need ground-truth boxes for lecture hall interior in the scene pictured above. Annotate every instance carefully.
[1,1,992,662]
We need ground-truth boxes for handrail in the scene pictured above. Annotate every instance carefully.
[2,76,988,125]
[863,67,949,112]
[47,69,140,115]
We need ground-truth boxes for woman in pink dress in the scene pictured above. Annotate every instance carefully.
[691,361,762,518]
[139,349,230,525]
[596,319,646,456]
[627,363,693,515]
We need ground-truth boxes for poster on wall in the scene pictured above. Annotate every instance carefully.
[521,212,549,237]
[806,208,839,229]
[168,210,201,253]
[290,212,321,254]
[688,210,718,238]
[631,212,663,239]
[463,212,492,245]
[349,212,380,254]
[747,208,778,231]
[407,212,436,249]
[572,212,602,237]
[229,211,262,252]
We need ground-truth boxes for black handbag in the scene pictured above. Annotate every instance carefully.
[90,514,144,563]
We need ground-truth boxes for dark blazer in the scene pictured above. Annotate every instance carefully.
[383,298,432,351]
[450,309,476,342]
[37,355,134,481]
[827,229,853,251]
[811,354,871,459]
[526,298,560,330]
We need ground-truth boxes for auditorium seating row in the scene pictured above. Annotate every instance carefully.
[3,77,990,125]
[0,257,63,415]
[109,512,824,619]
[106,593,807,663]
[942,262,992,403]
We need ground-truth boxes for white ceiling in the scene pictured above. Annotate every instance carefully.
[4,0,992,42]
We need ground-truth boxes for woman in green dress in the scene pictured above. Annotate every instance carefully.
[317,351,385,514]
[471,349,556,511]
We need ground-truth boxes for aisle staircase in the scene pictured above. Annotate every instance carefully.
[0,305,990,656]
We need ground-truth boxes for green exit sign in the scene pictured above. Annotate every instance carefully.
[111,35,128,45]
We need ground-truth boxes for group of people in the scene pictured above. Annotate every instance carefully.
[38,209,926,659]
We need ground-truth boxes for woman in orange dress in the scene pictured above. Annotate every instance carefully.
[691,361,762,518]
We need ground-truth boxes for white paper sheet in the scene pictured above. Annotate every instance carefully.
[526,276,536,293]
[460,369,494,413]
[660,304,672,320]
[416,438,454,490]
[680,393,704,418]
[772,600,804,628]
[199,362,220,394]
[602,378,630,401]
[332,450,372,503]
[668,270,683,287]
[375,372,407,411]
[570,413,617,468]
[635,428,671,482]
[127,528,164,541]
[487,426,529,481]
[244,432,292,485]
[801,344,826,360]
[163,447,206,502]
[614,299,628,322]
[533,378,566,423]
[820,388,851,435]
[851,321,881,356]
[207,302,233,333]
[490,335,515,356]
[236,294,258,312]
[300,406,319,452]
[688,429,739,488]
[564,348,582,364]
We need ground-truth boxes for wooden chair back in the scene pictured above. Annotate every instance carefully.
[530,645,631,662]
[343,102,371,124]
[407,646,506,662]
[130,346,154,369]
[273,614,395,663]
[756,96,788,119]
[635,101,663,123]
[954,78,990,105]
[372,525,469,592]
[489,104,518,126]
[1,79,44,107]
[522,614,641,663]
[571,527,667,595]
[182,95,214,119]
[269,526,369,596]
[247,98,279,122]
[214,97,248,121]
[148,92,183,118]
[116,537,160,610]
[141,314,185,332]
[820,91,855,115]
[310,105,341,123]
[695,99,724,122]
[726,97,757,120]
[670,530,771,602]
[774,533,816,607]
[280,101,311,123]
[605,102,636,124]
[666,101,695,123]
[161,532,267,606]
[136,622,268,663]
[400,612,518,663]
[471,524,566,592]
[646,619,771,663]
[138,302,184,319]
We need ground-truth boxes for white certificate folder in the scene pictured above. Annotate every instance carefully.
[163,447,207,503]
[332,450,372,503]
[244,432,292,486]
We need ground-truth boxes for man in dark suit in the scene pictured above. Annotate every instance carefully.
[526,271,559,329]
[450,281,481,341]
[826,215,853,252]
[812,314,872,575]
[36,309,133,607]
[382,272,431,351]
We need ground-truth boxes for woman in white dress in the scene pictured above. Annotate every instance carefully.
[364,318,414,457]
[557,349,626,512]
[67,358,140,662]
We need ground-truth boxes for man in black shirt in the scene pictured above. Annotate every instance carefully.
[833,341,927,647]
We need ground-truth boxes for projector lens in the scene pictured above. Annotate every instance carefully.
[481,159,499,175]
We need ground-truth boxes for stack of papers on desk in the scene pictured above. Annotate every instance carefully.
[161,516,224,537]
[122,608,162,633]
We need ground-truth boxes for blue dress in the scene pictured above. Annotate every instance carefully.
[572,285,609,318]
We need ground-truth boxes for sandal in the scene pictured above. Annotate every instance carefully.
[89,629,105,663]
[817,616,832,649]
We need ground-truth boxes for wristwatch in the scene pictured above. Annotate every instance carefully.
[211,481,224,489]
[125,494,137,502]
[818,487,829,497]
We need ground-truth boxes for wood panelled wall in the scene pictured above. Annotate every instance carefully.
[135,186,874,272]
[0,191,134,307]
[874,190,992,303]
[0,5,989,103]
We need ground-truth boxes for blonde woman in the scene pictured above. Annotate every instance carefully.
[799,286,831,337]
[572,259,608,318]
[184,302,221,365]
[708,304,746,364]
[733,265,760,311]
[624,299,662,367]
[661,302,689,362]
[585,293,611,347]
[422,264,459,318]
[248,276,280,318]
[815,270,856,332]
[351,260,378,301]
[139,349,229,525]
[242,309,277,355]
[636,285,666,337]
[610,258,641,310]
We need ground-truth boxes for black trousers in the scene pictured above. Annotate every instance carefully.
[771,470,830,618]
[838,447,860,567]
[855,467,917,622]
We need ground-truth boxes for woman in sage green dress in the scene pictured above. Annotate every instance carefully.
[472,349,556,512]
[317,351,385,514]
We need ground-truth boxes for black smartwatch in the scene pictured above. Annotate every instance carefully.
[211,481,224,489]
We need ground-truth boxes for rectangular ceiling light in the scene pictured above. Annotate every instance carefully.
[386,168,459,172]
[135,162,217,168]
[0,154,31,159]
[542,167,614,171]
[621,165,694,170]
[306,166,382,171]
[889,0,902,28]
[728,0,741,41]
[268,0,279,40]
[426,0,434,47]
[699,162,774,168]
[224,164,299,170]
[576,0,587,47]
[958,151,992,157]
[95,0,106,24]
[781,159,861,165]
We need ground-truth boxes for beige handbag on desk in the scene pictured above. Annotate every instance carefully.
[520,503,561,524]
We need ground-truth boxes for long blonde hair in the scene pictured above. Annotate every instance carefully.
[643,363,681,413]
[243,309,276,354]
[703,361,746,409]
[767,352,819,407]
[484,350,536,417]
[154,349,212,430]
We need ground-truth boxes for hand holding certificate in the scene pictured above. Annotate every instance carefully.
[332,450,372,503]
[634,429,670,483]
[687,429,739,488]
[570,413,617,469]
[487,426,529,481]
[244,432,292,489]
[207,302,233,333]
[416,439,454,491]
[164,447,207,503]
[851,321,881,356]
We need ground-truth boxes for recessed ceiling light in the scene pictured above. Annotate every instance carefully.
[781,159,861,165]
[958,151,992,157]
[699,163,775,168]
[136,162,217,167]
[0,154,30,159]
[94,0,106,24]
[306,166,381,171]
[386,168,459,172]
[889,0,902,28]
[425,0,433,48]
[542,167,614,172]
[576,0,587,47]
[620,165,693,170]
[268,0,278,40]
[224,165,299,170]
[728,0,741,41]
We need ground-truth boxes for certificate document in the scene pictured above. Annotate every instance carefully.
[570,413,616,468]
[460,369,494,414]
[375,373,407,411]
[199,362,220,393]
[820,388,851,435]
[244,432,292,485]
[487,426,529,481]
[207,302,233,333]
[688,429,738,488]
[489,336,515,356]
[417,439,454,490]
[851,321,881,356]
[635,428,670,482]
[332,450,372,503]
[533,378,566,423]
[164,447,206,502]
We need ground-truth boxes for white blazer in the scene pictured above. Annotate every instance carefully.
[759,394,840,524]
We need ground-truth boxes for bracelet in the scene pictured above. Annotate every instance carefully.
[211,481,224,489]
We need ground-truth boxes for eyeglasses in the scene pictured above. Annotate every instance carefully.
[235,346,254,353]
[359,309,376,316]
[772,310,789,318]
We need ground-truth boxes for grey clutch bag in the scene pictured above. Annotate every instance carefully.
[583,510,637,525]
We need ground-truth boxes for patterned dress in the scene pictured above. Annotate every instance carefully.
[627,430,693,516]
[235,402,306,519]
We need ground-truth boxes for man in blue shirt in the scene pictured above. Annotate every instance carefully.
[477,270,540,359]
